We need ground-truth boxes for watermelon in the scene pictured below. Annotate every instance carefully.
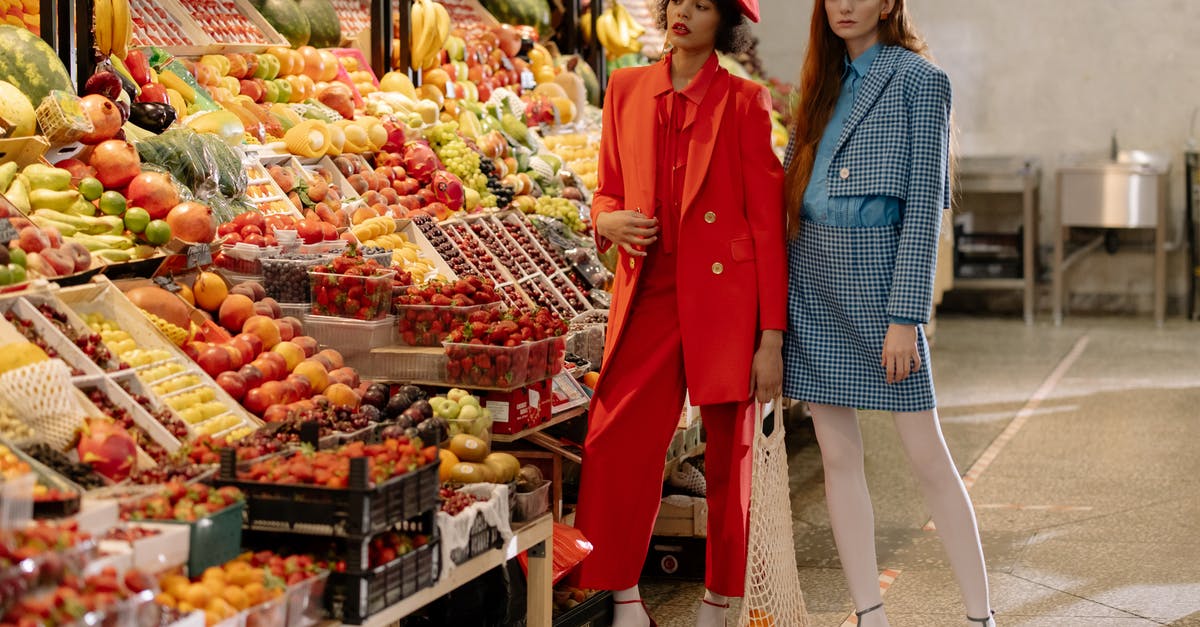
[0,25,74,108]
[299,0,341,48]
[255,0,310,48]
[480,0,552,41]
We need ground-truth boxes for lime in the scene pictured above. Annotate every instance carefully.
[8,247,26,268]
[124,207,151,234]
[78,177,104,201]
[99,191,127,216]
[9,263,26,283]
[0,265,10,286]
[144,219,172,246]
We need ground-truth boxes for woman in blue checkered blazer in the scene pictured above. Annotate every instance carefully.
[782,1,995,626]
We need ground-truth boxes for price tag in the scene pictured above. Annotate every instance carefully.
[186,244,212,269]
[0,218,17,244]
[153,276,182,293]
[520,70,537,91]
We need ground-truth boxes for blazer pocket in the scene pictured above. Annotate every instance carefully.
[730,237,755,262]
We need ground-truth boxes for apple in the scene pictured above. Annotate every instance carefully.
[216,371,248,401]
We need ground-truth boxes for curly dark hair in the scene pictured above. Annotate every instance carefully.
[655,0,751,55]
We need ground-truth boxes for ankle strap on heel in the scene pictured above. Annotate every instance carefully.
[701,598,730,609]
[614,598,644,605]
[855,602,884,618]
[967,610,996,625]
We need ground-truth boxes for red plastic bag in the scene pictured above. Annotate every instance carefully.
[517,523,593,585]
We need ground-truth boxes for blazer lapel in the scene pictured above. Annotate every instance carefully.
[625,62,670,218]
[680,68,731,213]
[830,46,900,158]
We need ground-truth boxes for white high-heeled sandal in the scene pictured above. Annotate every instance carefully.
[967,610,996,626]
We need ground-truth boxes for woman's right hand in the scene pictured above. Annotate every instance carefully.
[596,210,660,257]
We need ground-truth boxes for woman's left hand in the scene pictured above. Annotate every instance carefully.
[882,324,921,384]
[750,330,784,403]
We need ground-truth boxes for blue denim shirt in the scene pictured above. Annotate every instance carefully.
[803,43,917,326]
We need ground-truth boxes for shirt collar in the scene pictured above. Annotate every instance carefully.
[653,52,721,103]
[842,42,882,81]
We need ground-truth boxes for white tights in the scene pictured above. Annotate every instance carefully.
[809,403,991,626]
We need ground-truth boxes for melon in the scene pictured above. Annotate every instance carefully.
[0,25,74,107]
[253,0,310,48]
[299,0,341,48]
[0,79,36,137]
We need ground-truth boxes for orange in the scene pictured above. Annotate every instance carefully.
[184,583,211,609]
[192,272,229,313]
[154,593,176,609]
[207,597,236,618]
[243,582,266,605]
[202,577,225,598]
[204,610,222,627]
[178,602,195,614]
[222,586,250,611]
[201,566,227,583]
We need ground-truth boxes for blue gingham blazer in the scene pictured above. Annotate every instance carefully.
[785,45,952,323]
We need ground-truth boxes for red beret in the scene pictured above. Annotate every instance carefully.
[737,0,759,22]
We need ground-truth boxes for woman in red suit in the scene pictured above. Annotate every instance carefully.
[571,1,785,625]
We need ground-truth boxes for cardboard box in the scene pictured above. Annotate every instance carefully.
[652,495,707,538]
[485,386,538,434]
[528,378,553,424]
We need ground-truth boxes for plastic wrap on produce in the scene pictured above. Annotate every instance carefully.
[133,129,249,202]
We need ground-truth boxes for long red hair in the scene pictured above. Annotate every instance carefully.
[785,0,931,238]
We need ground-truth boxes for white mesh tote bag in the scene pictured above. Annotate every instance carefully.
[738,398,809,627]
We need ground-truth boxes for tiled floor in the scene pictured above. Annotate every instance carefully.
[641,316,1200,627]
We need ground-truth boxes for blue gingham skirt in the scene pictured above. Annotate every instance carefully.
[782,221,936,412]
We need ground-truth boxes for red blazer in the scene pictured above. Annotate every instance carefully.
[592,59,786,406]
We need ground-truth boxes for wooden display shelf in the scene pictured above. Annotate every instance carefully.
[322,514,554,626]
[491,407,587,444]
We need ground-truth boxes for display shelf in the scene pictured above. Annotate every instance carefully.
[491,407,587,444]
[319,513,553,627]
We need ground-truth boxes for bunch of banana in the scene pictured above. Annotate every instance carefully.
[93,0,131,59]
[596,2,643,60]
[410,0,450,71]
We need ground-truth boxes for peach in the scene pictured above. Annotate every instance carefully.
[259,380,287,407]
[243,315,282,349]
[281,317,304,338]
[255,351,288,381]
[253,301,277,319]
[221,344,246,370]
[317,349,344,371]
[262,404,292,423]
[197,345,233,378]
[292,336,319,357]
[285,373,313,400]
[229,336,258,364]
[219,295,256,333]
[271,341,305,372]
[328,367,360,389]
[292,359,328,393]
[273,319,294,342]
[323,383,360,409]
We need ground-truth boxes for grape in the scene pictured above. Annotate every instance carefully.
[534,197,586,232]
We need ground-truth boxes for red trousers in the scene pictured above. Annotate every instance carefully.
[573,251,755,596]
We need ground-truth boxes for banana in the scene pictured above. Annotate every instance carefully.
[110,0,130,60]
[409,0,429,70]
[433,1,450,53]
[595,12,619,58]
[95,249,133,263]
[94,0,113,57]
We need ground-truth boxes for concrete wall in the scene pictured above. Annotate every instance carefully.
[752,0,1200,316]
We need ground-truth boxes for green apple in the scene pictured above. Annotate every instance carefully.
[447,388,469,402]
[459,395,480,409]
[458,404,480,422]
[8,248,26,268]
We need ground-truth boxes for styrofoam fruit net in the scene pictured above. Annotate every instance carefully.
[0,359,86,450]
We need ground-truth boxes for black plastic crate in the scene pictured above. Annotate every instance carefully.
[554,590,613,627]
[450,512,502,566]
[325,538,440,624]
[216,449,440,537]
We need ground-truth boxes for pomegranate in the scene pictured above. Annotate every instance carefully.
[127,172,181,220]
[53,158,98,185]
[79,95,124,144]
[89,140,141,189]
[166,201,216,243]
[431,170,465,211]
[75,418,138,481]
[401,141,441,184]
